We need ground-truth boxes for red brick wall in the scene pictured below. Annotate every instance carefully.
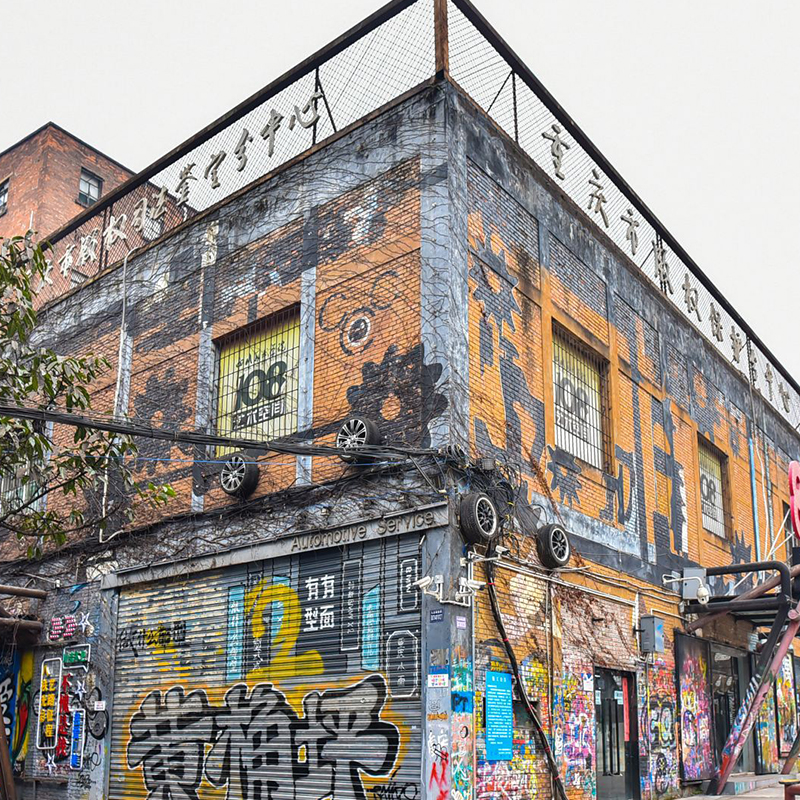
[0,124,132,241]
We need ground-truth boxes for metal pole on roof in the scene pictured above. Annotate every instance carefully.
[434,0,449,78]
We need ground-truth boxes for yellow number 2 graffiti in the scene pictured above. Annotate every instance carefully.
[244,579,324,682]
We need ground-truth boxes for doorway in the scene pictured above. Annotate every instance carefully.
[595,667,641,800]
[711,645,754,774]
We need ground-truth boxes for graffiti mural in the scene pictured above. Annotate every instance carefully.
[756,691,779,773]
[11,650,33,774]
[558,659,594,798]
[450,647,474,800]
[638,658,679,799]
[776,654,797,757]
[676,634,714,781]
[128,674,398,800]
[111,533,423,800]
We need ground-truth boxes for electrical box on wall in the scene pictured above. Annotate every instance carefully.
[640,615,665,653]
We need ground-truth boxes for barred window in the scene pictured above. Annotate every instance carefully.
[215,308,301,455]
[552,327,610,470]
[0,469,41,515]
[78,169,103,207]
[698,439,727,537]
[0,179,8,216]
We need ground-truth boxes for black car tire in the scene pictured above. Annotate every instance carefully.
[220,452,260,498]
[460,492,500,544]
[336,414,382,463]
[536,523,572,569]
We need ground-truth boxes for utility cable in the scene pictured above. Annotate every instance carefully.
[0,402,438,462]
[484,538,569,800]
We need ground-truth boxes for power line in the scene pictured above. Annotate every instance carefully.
[0,402,437,462]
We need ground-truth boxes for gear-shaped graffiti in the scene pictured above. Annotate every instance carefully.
[345,343,447,448]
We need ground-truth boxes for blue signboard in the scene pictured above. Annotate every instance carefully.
[485,671,513,761]
[362,586,381,670]
[226,585,245,682]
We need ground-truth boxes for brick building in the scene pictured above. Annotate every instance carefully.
[0,122,132,242]
[2,3,800,800]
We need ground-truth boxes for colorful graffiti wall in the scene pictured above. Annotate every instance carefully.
[775,654,797,757]
[676,634,714,782]
[638,656,679,799]
[756,689,780,773]
[0,648,33,775]
[108,533,423,800]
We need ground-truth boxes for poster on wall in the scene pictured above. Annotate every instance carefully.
[675,633,714,781]
[215,312,300,454]
[485,670,513,761]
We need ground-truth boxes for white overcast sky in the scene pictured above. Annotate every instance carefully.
[2,1,799,382]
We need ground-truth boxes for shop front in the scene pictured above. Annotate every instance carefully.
[105,520,432,800]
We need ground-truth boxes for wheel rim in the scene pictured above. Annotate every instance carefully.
[475,497,497,537]
[221,455,246,493]
[337,418,369,451]
[551,527,569,561]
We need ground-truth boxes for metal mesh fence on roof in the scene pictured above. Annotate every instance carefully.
[38,0,800,431]
[446,0,800,430]
[40,0,435,301]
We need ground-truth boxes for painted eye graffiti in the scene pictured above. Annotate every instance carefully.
[342,309,374,354]
[318,269,401,356]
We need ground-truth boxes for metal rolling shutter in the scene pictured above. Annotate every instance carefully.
[108,532,423,800]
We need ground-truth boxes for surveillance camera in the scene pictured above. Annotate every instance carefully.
[413,576,433,590]
[465,578,486,592]
[495,545,509,556]
[696,585,710,605]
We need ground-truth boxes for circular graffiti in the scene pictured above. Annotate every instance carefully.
[654,752,672,797]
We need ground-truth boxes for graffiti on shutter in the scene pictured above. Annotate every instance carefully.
[109,532,423,800]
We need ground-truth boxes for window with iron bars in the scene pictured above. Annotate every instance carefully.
[698,438,728,538]
[0,469,42,516]
[0,179,8,216]
[78,169,103,207]
[215,307,301,456]
[552,325,611,471]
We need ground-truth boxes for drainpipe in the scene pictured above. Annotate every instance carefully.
[747,340,762,565]
[749,435,762,562]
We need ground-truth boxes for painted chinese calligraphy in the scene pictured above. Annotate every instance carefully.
[127,674,399,800]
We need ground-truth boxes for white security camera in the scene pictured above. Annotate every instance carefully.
[696,585,710,605]
[465,578,486,591]
[495,545,509,556]
[413,576,433,590]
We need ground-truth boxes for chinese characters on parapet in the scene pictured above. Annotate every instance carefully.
[55,89,325,277]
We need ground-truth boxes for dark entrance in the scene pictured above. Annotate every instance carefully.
[595,667,640,800]
[712,645,754,773]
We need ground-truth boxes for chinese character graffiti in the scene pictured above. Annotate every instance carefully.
[127,686,213,800]
[127,676,400,800]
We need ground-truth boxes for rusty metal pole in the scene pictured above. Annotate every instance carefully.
[0,586,46,600]
[710,602,800,793]
[0,713,17,800]
[782,731,800,775]
[434,0,449,78]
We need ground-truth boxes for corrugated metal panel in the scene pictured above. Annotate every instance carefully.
[108,532,423,800]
